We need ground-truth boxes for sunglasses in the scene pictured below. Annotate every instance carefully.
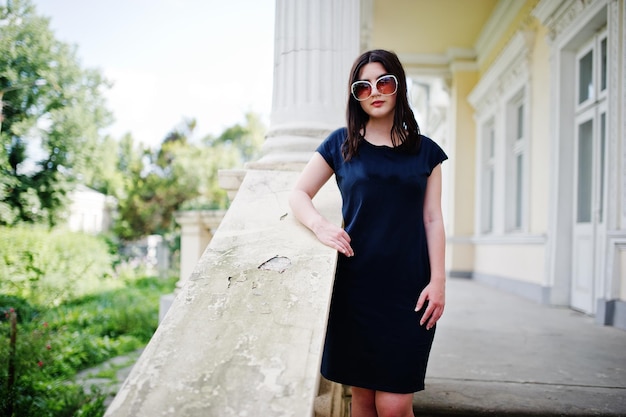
[351,74,398,101]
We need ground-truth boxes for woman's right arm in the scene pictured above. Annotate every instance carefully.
[289,152,354,257]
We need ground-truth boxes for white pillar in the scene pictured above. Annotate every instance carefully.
[174,210,225,284]
[160,210,225,323]
[252,0,361,168]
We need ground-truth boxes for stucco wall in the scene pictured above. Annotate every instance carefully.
[529,24,551,235]
[371,0,497,54]
[615,248,626,301]
[474,243,546,285]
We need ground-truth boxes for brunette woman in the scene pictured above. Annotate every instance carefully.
[290,49,447,417]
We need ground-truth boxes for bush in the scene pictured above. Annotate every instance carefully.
[0,295,39,324]
[0,225,178,417]
[0,226,116,306]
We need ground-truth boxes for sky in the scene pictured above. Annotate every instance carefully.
[32,0,276,148]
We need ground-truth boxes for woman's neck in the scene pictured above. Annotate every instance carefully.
[364,118,394,146]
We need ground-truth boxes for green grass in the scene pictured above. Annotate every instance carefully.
[1,275,178,417]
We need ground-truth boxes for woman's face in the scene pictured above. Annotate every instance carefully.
[355,62,397,120]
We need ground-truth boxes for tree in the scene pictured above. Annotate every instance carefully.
[205,112,266,162]
[112,120,229,240]
[0,0,112,227]
[112,115,265,241]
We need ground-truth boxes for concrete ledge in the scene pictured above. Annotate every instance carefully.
[105,169,342,417]
[472,272,552,305]
[414,379,626,416]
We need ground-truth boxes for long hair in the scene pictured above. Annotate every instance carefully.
[343,49,421,161]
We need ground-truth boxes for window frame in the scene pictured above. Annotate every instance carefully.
[479,119,496,234]
[505,92,528,232]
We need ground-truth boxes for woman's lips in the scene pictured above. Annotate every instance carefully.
[371,100,384,107]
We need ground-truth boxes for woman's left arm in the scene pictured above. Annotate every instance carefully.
[415,163,446,330]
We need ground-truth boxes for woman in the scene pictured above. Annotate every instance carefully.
[289,49,447,417]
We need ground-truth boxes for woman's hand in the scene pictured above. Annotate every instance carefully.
[415,281,445,330]
[289,152,354,257]
[312,217,354,257]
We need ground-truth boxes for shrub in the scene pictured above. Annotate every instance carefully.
[0,225,178,417]
[0,226,117,306]
[0,295,39,324]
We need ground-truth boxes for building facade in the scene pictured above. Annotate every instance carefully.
[265,0,626,328]
[105,2,626,415]
[66,184,115,234]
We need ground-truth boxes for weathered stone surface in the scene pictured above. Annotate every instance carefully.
[105,169,342,417]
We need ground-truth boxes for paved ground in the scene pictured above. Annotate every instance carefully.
[414,278,626,416]
[75,349,143,407]
[81,278,626,415]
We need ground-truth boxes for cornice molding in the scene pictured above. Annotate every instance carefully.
[399,48,477,76]
[534,0,605,42]
[468,30,535,115]
[532,0,566,24]
[475,0,526,66]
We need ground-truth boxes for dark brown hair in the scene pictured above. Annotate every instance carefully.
[343,49,421,160]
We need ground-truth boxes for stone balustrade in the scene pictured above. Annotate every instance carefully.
[105,169,346,417]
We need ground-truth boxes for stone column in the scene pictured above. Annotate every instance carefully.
[159,210,225,322]
[174,211,223,285]
[251,0,361,169]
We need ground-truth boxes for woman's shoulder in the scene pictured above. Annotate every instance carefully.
[418,134,448,165]
[316,127,347,167]
[319,127,347,150]
[419,134,444,151]
[418,134,436,146]
[328,127,348,142]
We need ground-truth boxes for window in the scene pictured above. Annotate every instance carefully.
[506,95,527,231]
[576,118,593,223]
[480,121,496,233]
[574,29,608,225]
[468,31,532,238]
[600,37,607,92]
[599,110,606,223]
[576,31,608,109]
[578,48,593,105]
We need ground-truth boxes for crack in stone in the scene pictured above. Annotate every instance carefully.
[258,256,291,273]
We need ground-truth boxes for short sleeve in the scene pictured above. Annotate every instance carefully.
[421,136,448,174]
[316,128,347,171]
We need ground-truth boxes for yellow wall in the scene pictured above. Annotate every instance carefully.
[475,244,546,285]
[446,68,478,272]
[367,0,626,316]
[529,23,551,234]
[449,69,477,236]
[371,0,497,53]
[478,0,542,75]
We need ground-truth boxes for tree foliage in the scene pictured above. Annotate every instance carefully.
[0,0,267,239]
[98,114,265,241]
[0,0,112,227]
[205,112,265,162]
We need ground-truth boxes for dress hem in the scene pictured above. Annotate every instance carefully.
[320,372,425,394]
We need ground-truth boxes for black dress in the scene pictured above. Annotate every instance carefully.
[317,128,448,394]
